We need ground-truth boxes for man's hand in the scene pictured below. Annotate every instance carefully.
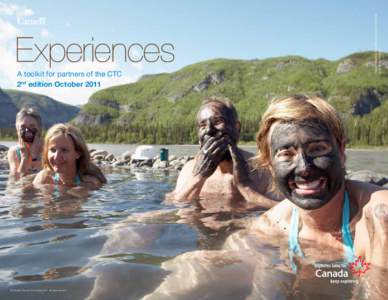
[228,141,276,208]
[17,134,30,161]
[30,134,42,160]
[228,142,251,186]
[363,195,388,268]
[193,134,229,177]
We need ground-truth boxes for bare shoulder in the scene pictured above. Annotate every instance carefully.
[347,180,388,227]
[82,175,103,188]
[249,200,293,236]
[368,189,388,224]
[224,201,292,250]
[7,146,17,173]
[8,145,17,154]
[175,158,196,185]
[346,180,388,208]
[363,184,388,219]
[7,146,17,160]
[180,158,196,174]
[33,169,52,185]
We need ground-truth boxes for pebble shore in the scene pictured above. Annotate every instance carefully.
[0,145,194,172]
[0,144,387,187]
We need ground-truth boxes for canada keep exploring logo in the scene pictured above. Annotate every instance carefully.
[314,256,371,284]
[348,256,371,277]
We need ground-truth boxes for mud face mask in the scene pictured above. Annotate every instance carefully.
[20,127,38,143]
[270,120,344,210]
[197,105,239,161]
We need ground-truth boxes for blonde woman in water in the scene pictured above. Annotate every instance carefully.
[33,123,106,188]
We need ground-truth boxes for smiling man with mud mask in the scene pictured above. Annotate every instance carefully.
[225,95,388,270]
[166,98,277,209]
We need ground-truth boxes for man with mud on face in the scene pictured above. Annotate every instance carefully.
[166,98,277,209]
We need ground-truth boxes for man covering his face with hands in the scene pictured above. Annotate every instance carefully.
[167,98,277,209]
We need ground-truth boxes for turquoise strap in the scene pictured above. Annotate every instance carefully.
[342,191,356,262]
[288,191,355,273]
[15,146,22,162]
[75,174,81,186]
[53,172,60,184]
[288,207,305,272]
[53,173,81,186]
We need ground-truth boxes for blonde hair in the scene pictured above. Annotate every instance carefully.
[43,123,106,184]
[16,107,42,130]
[255,94,346,170]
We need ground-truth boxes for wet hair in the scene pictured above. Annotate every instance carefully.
[43,123,106,184]
[255,94,346,170]
[197,97,239,125]
[15,107,42,131]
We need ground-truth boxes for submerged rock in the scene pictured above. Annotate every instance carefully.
[121,151,132,161]
[153,159,169,169]
[0,145,9,151]
[92,150,109,158]
[112,160,128,168]
[347,170,388,186]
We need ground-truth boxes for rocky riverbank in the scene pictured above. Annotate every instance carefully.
[0,144,387,188]
[88,148,194,170]
[0,145,193,172]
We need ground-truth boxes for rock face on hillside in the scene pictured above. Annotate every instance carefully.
[193,71,225,92]
[0,89,18,128]
[336,58,355,74]
[73,112,112,126]
[95,99,120,110]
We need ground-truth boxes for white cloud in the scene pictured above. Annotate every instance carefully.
[0,2,34,17]
[0,42,21,87]
[0,17,19,43]
[0,17,23,87]
[0,2,35,88]
[40,27,49,37]
[0,4,143,106]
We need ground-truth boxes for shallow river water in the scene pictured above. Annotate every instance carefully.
[0,144,387,299]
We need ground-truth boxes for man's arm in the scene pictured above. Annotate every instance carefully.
[365,189,388,268]
[166,135,229,203]
[228,143,278,209]
[33,169,50,185]
[165,159,207,203]
[7,147,18,176]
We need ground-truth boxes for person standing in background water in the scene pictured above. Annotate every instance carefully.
[8,107,43,178]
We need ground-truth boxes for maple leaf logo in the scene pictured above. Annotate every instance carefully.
[348,256,371,276]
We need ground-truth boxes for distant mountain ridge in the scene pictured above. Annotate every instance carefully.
[0,89,19,128]
[0,89,80,128]
[1,51,387,145]
[74,51,388,128]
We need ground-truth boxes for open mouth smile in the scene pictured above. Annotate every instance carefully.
[288,177,327,196]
